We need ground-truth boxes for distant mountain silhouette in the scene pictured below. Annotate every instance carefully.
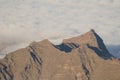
[0,29,120,80]
[107,45,120,58]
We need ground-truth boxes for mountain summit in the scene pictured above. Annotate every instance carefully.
[63,29,112,59]
[0,29,120,80]
[64,29,106,48]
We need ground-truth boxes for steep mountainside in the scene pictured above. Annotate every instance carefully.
[0,29,120,80]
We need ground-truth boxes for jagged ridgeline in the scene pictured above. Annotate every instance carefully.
[0,29,120,80]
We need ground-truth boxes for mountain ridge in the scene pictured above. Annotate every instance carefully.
[0,29,120,80]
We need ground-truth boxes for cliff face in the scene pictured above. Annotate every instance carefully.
[0,29,120,80]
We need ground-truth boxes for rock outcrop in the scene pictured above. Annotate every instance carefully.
[0,29,120,80]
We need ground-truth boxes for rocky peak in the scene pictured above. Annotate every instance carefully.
[63,29,100,48]
[30,39,51,46]
[63,29,113,59]
[29,39,54,50]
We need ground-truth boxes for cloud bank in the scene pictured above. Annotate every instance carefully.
[0,0,120,55]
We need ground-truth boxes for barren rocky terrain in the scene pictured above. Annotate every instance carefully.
[0,29,120,80]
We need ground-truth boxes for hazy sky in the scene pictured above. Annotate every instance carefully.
[0,0,120,54]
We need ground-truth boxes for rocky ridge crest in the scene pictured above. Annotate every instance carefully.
[0,29,120,80]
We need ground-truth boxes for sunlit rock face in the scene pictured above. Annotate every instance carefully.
[0,29,120,80]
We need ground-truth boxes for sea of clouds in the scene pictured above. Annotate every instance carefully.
[0,0,120,58]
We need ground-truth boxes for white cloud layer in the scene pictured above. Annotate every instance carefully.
[0,0,120,54]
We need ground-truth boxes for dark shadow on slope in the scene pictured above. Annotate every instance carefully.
[55,43,79,53]
[88,45,113,60]
[30,51,42,65]
[0,63,14,80]
[89,30,115,59]
[82,64,90,80]
[93,31,111,55]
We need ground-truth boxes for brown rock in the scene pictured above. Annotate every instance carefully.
[0,29,120,80]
